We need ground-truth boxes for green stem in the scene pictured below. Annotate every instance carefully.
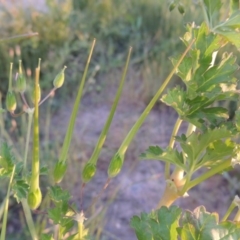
[8,63,13,91]
[117,39,196,157]
[0,92,3,137]
[200,0,211,29]
[233,209,240,221]
[89,47,132,165]
[157,180,179,208]
[0,32,38,42]
[59,39,96,163]
[186,159,231,192]
[221,201,236,222]
[21,199,38,240]
[0,165,15,240]
[165,117,183,179]
[78,222,83,239]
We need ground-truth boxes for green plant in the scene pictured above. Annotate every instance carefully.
[1,0,240,239]
[129,0,240,238]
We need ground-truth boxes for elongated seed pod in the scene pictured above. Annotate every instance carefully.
[31,84,41,104]
[108,154,123,178]
[16,74,26,93]
[53,161,67,183]
[178,3,185,15]
[16,60,26,93]
[6,91,16,112]
[53,66,67,88]
[28,68,42,210]
[27,188,42,210]
[82,162,96,183]
[169,2,176,11]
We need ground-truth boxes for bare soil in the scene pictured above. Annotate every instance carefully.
[50,72,235,240]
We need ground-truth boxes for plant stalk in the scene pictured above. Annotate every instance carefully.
[165,117,183,179]
[186,159,231,191]
[117,39,196,158]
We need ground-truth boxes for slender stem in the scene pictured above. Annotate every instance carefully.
[200,0,210,29]
[165,117,183,179]
[117,39,196,157]
[78,222,83,239]
[89,47,132,165]
[8,63,13,91]
[233,209,240,221]
[0,92,4,137]
[20,92,30,108]
[39,88,56,106]
[21,199,38,240]
[23,109,34,175]
[0,32,38,42]
[0,165,15,240]
[186,159,231,191]
[59,39,96,163]
[221,201,236,222]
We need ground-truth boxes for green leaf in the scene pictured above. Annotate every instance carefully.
[216,30,240,49]
[197,139,235,169]
[195,23,223,57]
[230,0,239,14]
[59,217,75,236]
[130,206,182,240]
[175,126,235,171]
[140,146,186,171]
[48,186,71,203]
[202,0,222,28]
[0,108,5,113]
[40,166,48,175]
[178,206,240,239]
[161,87,187,117]
[196,53,237,93]
[48,206,62,224]
[0,143,15,170]
[217,10,240,29]
[41,234,54,240]
[12,180,29,203]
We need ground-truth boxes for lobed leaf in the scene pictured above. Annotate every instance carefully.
[130,206,182,240]
[140,146,186,171]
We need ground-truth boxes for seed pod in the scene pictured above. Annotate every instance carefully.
[178,3,185,15]
[53,161,67,183]
[16,74,26,93]
[108,154,123,178]
[53,66,67,88]
[169,2,176,11]
[31,84,41,104]
[6,91,17,112]
[27,188,42,210]
[82,162,96,183]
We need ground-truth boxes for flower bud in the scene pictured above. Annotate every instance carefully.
[53,161,67,183]
[6,91,17,112]
[108,154,123,178]
[53,66,67,88]
[82,162,96,183]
